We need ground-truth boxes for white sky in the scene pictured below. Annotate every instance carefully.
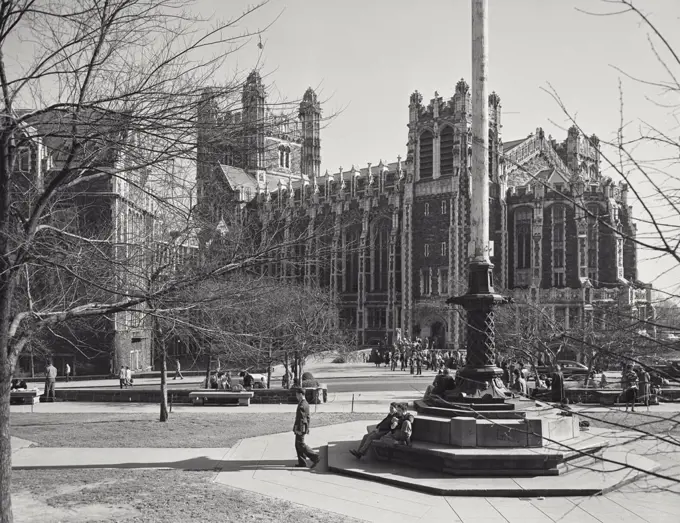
[197,0,680,298]
[8,0,680,299]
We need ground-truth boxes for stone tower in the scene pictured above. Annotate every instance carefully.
[242,70,266,170]
[299,87,321,181]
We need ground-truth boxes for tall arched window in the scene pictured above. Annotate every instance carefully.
[371,221,390,291]
[552,205,566,287]
[514,208,532,287]
[278,146,285,168]
[419,130,433,179]
[344,227,360,292]
[440,126,454,176]
[587,204,599,283]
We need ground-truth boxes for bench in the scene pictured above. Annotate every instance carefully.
[188,391,254,407]
[10,389,41,405]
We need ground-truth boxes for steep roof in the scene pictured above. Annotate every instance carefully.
[503,138,527,152]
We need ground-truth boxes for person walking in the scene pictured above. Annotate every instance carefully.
[551,364,565,405]
[173,359,184,380]
[639,367,650,407]
[125,366,133,387]
[119,365,127,389]
[44,361,57,402]
[292,387,320,468]
[621,365,639,412]
[64,362,71,383]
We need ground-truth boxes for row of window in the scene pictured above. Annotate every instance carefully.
[418,128,496,179]
[514,204,600,287]
[420,267,449,296]
[423,242,447,257]
[339,307,403,330]
[423,200,448,216]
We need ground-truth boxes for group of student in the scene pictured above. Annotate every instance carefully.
[118,365,134,389]
[349,402,415,459]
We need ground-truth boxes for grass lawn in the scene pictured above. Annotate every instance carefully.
[10,412,379,447]
[12,469,362,523]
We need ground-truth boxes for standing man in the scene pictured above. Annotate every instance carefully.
[292,387,320,468]
[119,365,127,389]
[64,362,71,382]
[551,363,565,405]
[125,366,133,387]
[44,361,57,402]
[173,359,184,380]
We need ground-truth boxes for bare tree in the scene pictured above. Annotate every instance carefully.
[0,0,320,520]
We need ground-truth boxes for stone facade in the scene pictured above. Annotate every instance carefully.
[198,73,653,351]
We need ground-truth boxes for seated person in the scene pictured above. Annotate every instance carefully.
[431,369,456,397]
[10,379,19,391]
[599,373,608,388]
[382,405,414,447]
[242,371,254,390]
[259,377,267,389]
[209,372,218,390]
[217,372,229,390]
[350,402,399,459]
[535,374,547,389]
[511,369,527,396]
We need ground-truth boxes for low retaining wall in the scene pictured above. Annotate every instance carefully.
[51,386,327,405]
[532,387,680,404]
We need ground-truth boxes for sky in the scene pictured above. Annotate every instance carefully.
[6,0,680,297]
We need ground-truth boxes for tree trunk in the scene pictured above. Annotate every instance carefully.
[0,361,14,523]
[204,345,211,389]
[267,342,272,389]
[159,345,168,422]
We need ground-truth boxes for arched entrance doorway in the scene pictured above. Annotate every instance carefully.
[430,321,446,351]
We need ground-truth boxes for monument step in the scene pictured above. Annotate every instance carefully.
[370,440,562,476]
[414,400,524,419]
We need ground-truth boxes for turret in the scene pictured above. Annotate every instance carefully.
[299,87,321,181]
[409,91,423,124]
[242,70,266,170]
[452,79,471,117]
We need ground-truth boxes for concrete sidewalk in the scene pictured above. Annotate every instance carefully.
[10,421,680,523]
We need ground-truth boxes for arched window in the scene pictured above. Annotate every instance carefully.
[552,205,566,287]
[278,146,285,168]
[440,126,454,176]
[419,130,433,179]
[488,130,495,178]
[371,221,390,291]
[344,227,360,292]
[514,208,532,287]
[587,204,599,283]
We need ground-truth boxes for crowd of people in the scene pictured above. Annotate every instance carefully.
[367,335,464,376]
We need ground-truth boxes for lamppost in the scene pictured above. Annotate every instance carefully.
[446,0,510,398]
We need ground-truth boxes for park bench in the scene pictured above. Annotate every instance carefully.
[189,391,254,407]
[10,388,41,405]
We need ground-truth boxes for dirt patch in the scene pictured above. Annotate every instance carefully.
[11,412,378,448]
[12,469,362,523]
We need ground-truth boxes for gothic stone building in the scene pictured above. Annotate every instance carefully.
[197,72,653,352]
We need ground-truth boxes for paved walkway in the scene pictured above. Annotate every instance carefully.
[10,419,680,523]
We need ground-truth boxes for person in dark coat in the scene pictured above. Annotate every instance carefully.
[551,364,565,404]
[292,387,320,468]
[350,402,400,459]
